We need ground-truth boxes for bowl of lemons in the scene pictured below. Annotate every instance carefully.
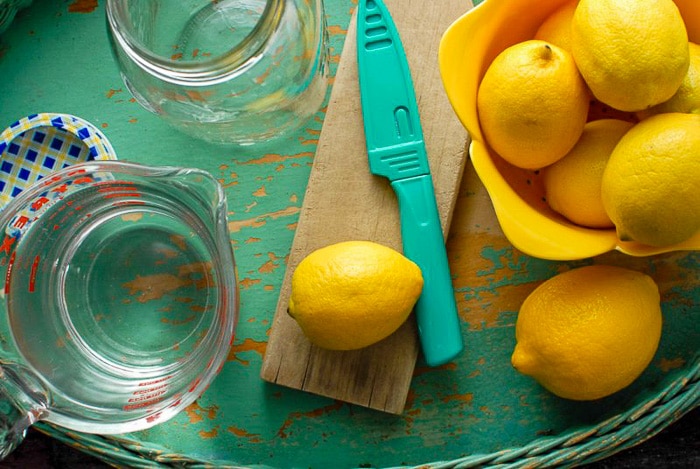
[439,0,700,260]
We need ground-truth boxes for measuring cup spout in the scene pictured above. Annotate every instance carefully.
[161,166,231,236]
[0,363,50,459]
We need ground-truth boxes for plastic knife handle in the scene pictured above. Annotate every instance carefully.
[391,174,464,366]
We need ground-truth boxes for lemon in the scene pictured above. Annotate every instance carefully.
[512,265,662,401]
[288,241,423,350]
[543,119,633,228]
[601,113,700,247]
[534,0,577,53]
[643,42,700,116]
[477,40,589,169]
[571,0,690,112]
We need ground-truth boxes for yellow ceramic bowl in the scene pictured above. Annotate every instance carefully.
[439,0,700,260]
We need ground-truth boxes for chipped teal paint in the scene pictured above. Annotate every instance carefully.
[0,1,698,468]
[457,246,565,316]
[475,245,564,280]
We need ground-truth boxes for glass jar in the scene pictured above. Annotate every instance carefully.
[0,0,33,34]
[106,0,329,145]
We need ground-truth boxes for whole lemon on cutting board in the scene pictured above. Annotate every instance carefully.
[571,0,690,112]
[601,113,700,247]
[511,265,662,401]
[543,119,633,229]
[288,241,423,351]
[476,39,589,170]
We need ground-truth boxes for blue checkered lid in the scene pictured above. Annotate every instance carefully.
[0,113,118,209]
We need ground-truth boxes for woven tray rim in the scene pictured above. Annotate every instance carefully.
[39,352,699,469]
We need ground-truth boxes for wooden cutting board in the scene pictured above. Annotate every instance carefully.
[260,0,473,414]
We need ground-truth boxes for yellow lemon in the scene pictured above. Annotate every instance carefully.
[511,265,662,401]
[643,42,700,116]
[534,1,644,124]
[534,0,578,53]
[543,119,633,228]
[601,113,700,247]
[571,0,690,112]
[477,40,589,169]
[288,241,423,350]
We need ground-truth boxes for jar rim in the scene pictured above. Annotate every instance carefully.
[105,0,284,85]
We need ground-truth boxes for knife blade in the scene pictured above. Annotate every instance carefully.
[356,0,463,366]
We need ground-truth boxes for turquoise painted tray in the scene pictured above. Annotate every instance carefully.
[0,1,697,468]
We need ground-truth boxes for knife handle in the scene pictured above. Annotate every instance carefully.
[391,174,464,366]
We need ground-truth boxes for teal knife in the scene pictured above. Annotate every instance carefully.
[356,0,463,366]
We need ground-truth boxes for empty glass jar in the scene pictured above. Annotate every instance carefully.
[0,0,33,34]
[106,0,329,145]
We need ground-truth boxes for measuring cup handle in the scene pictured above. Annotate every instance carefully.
[0,363,49,459]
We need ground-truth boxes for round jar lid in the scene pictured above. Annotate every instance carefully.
[0,113,118,209]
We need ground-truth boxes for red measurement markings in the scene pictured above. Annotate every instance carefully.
[31,196,50,211]
[123,397,165,411]
[67,168,88,177]
[11,216,29,230]
[127,388,167,403]
[4,252,16,294]
[41,169,90,187]
[145,411,163,424]
[122,377,172,411]
[42,174,70,187]
[73,176,94,185]
[51,183,69,194]
[167,397,183,411]
[188,377,202,393]
[111,200,146,207]
[29,255,40,293]
[97,183,141,199]
[103,193,142,199]
[134,383,168,395]
[91,180,123,187]
[0,235,15,255]
[138,375,173,387]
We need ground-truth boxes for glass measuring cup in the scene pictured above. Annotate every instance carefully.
[106,0,329,145]
[0,161,238,458]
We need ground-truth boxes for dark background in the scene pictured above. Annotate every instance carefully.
[3,407,698,468]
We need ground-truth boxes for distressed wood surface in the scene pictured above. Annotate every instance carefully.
[260,0,472,414]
